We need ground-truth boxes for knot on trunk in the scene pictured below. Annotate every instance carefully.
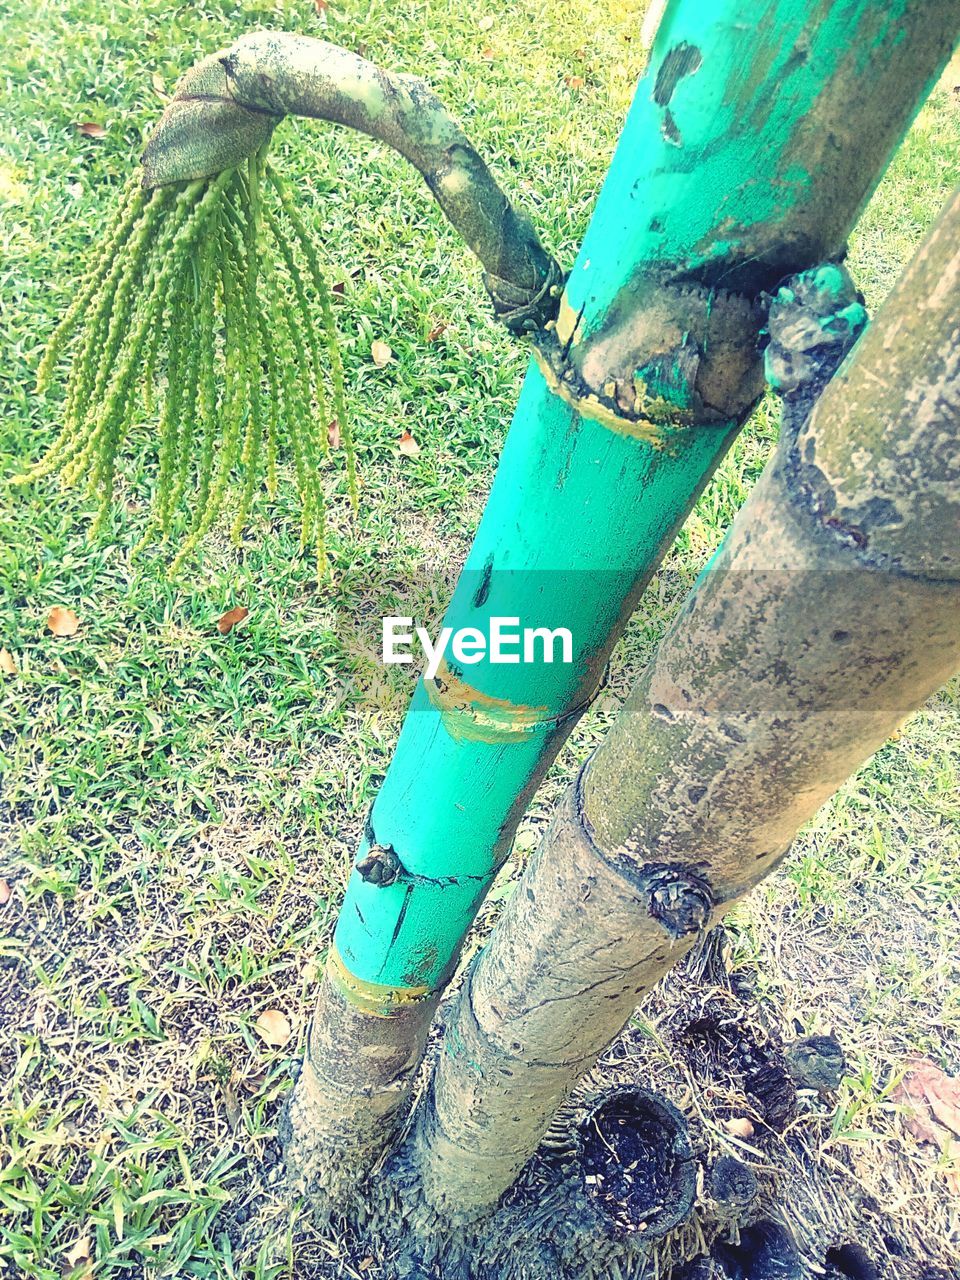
[641,863,714,938]
[356,844,404,887]
[533,276,765,441]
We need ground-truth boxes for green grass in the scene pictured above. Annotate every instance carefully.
[1,0,959,1276]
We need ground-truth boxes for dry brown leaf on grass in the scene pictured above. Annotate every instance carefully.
[371,339,393,368]
[241,1071,267,1095]
[893,1058,960,1140]
[0,880,11,906]
[327,419,342,449]
[62,1235,93,1280]
[427,321,449,342]
[255,1008,292,1047]
[563,74,586,90]
[892,1057,960,1193]
[76,121,107,138]
[46,607,80,637]
[398,431,421,459]
[0,647,17,674]
[222,1079,242,1131]
[216,606,249,635]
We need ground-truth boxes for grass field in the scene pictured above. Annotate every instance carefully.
[1,0,959,1276]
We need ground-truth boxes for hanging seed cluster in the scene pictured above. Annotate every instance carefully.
[20,151,355,573]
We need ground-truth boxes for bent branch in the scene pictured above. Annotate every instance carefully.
[141,32,563,332]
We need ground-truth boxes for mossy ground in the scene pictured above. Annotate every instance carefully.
[1,2,959,1276]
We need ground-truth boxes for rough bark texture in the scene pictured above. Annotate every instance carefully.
[280,953,441,1204]
[141,33,563,332]
[402,188,960,1221]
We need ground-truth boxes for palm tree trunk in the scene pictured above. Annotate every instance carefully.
[402,185,960,1220]
[285,0,960,1207]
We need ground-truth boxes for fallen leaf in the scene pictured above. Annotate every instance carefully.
[397,431,421,458]
[332,280,345,295]
[62,1235,93,1280]
[723,1117,755,1139]
[327,419,342,449]
[371,340,393,368]
[76,122,107,139]
[892,1058,960,1147]
[478,14,495,30]
[427,322,448,342]
[46,607,80,637]
[151,72,169,100]
[359,1260,375,1272]
[0,648,17,675]
[223,1079,242,1130]
[901,1109,942,1150]
[66,181,83,200]
[564,74,585,90]
[0,880,10,905]
[241,1071,266,1094]
[481,46,496,61]
[314,0,329,11]
[255,1008,292,1048]
[216,606,249,635]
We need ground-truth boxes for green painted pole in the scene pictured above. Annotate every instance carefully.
[285,0,960,1204]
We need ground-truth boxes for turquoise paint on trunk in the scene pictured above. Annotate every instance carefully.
[333,0,960,990]
[337,364,738,986]
[567,0,954,314]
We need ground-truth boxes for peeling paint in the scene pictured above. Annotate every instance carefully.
[653,42,703,105]
[533,273,763,441]
[553,294,583,348]
[531,344,672,445]
[427,659,553,742]
[327,944,435,1016]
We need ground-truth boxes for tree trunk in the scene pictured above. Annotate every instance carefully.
[401,185,960,1221]
[287,0,960,1207]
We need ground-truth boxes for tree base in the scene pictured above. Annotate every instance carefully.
[253,929,953,1279]
[325,929,951,1279]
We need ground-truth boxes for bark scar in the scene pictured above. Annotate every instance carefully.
[532,273,764,442]
[641,863,714,939]
[427,658,597,743]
